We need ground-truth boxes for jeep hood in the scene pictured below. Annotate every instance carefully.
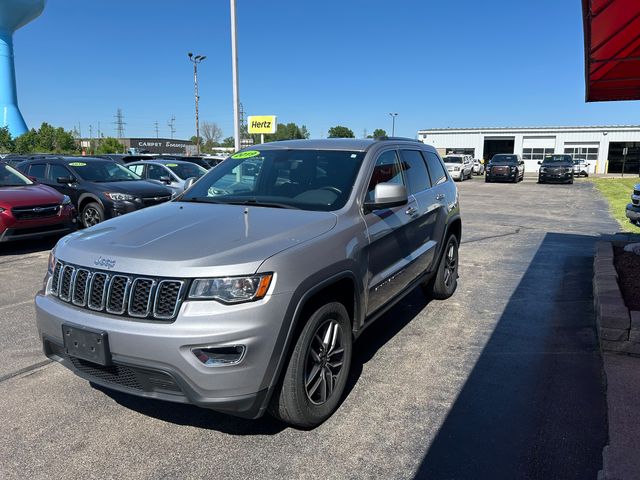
[55,202,337,277]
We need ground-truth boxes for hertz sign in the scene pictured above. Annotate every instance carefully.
[248,115,277,134]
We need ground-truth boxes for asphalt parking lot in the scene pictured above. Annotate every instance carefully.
[0,177,620,480]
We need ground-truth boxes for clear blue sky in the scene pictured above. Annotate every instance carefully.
[12,0,640,141]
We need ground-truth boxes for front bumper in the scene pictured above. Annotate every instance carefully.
[538,172,573,183]
[447,170,463,180]
[35,289,293,418]
[626,203,640,223]
[486,171,517,181]
[0,208,77,243]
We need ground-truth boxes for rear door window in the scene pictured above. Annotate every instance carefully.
[400,149,431,193]
[147,164,167,181]
[127,164,145,177]
[423,151,447,185]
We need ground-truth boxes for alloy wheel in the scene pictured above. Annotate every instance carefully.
[83,207,101,227]
[443,241,458,287]
[304,319,345,405]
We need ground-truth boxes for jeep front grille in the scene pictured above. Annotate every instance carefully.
[50,261,185,321]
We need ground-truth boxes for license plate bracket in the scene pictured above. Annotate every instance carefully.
[62,324,111,366]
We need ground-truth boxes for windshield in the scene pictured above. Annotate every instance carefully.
[67,160,142,182]
[164,163,207,180]
[491,155,518,165]
[180,149,366,211]
[444,156,463,164]
[543,154,572,163]
[0,163,33,187]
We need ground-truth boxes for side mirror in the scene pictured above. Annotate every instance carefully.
[537,161,542,165]
[159,175,172,185]
[364,183,408,211]
[183,177,197,190]
[57,176,75,184]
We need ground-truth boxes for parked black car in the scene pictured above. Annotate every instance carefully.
[485,154,525,183]
[155,155,212,170]
[538,154,574,184]
[96,154,155,164]
[17,156,173,228]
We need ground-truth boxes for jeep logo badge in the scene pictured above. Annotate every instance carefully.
[94,256,116,270]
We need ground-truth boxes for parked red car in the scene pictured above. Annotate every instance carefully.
[0,162,77,242]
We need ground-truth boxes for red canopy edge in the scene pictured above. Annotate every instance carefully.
[583,0,640,102]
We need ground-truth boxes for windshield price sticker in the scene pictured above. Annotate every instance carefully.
[166,163,178,167]
[69,162,86,167]
[231,150,261,159]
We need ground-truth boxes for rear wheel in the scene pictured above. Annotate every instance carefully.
[269,302,352,428]
[424,235,459,300]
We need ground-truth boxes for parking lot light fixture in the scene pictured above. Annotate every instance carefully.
[389,113,398,136]
[188,52,206,155]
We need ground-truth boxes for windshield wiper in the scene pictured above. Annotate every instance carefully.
[225,199,300,209]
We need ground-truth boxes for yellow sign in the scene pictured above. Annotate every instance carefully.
[248,115,277,134]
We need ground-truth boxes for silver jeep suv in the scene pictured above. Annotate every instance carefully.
[36,138,461,427]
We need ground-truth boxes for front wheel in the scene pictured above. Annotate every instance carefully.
[81,202,104,228]
[269,302,352,428]
[424,235,459,300]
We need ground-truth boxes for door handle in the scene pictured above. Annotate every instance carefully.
[435,193,445,201]
[405,206,418,216]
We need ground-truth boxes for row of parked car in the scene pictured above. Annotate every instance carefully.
[442,153,588,184]
[0,154,218,242]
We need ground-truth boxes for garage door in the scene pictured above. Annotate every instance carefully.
[522,137,556,172]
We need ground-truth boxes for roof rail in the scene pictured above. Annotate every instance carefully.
[374,136,422,143]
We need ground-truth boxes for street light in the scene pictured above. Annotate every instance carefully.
[188,52,206,155]
[389,113,398,136]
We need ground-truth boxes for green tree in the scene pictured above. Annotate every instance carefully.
[96,137,124,154]
[222,136,235,148]
[372,128,387,138]
[251,122,310,144]
[54,127,77,152]
[14,129,38,154]
[328,125,355,138]
[0,126,14,152]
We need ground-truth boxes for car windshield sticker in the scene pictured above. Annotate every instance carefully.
[166,163,178,167]
[231,150,260,159]
[68,162,86,167]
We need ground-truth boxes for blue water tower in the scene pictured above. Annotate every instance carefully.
[0,0,46,137]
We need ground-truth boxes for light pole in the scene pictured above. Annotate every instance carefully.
[230,0,241,152]
[389,113,398,137]
[188,52,206,155]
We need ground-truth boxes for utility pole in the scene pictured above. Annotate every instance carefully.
[154,121,159,138]
[230,0,241,151]
[389,113,398,137]
[239,102,246,146]
[89,124,93,152]
[188,52,206,155]
[97,121,101,139]
[114,108,126,138]
[167,115,176,139]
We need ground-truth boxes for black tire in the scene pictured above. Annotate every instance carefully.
[424,235,459,300]
[81,202,104,228]
[269,302,352,428]
[485,177,490,183]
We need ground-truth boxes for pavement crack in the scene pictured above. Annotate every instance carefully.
[462,228,521,245]
[0,360,52,384]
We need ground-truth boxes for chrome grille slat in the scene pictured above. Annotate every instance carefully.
[128,278,155,318]
[51,262,184,320]
[72,269,91,306]
[88,273,109,311]
[59,265,75,301]
[154,280,184,319]
[106,275,131,315]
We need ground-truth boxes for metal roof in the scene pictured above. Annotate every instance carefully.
[418,125,640,133]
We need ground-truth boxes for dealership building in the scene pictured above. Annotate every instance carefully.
[417,125,640,174]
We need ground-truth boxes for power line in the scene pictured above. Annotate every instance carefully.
[114,108,126,138]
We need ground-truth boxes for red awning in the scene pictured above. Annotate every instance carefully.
[583,0,640,102]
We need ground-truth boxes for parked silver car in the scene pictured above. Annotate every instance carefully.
[443,154,473,181]
[472,158,485,175]
[126,159,207,193]
[35,138,462,427]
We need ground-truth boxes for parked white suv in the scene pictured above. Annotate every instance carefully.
[443,154,473,181]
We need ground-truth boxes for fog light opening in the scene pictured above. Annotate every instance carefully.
[192,345,246,366]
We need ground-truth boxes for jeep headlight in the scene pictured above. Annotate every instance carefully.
[104,192,136,201]
[189,273,273,303]
[540,167,546,173]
